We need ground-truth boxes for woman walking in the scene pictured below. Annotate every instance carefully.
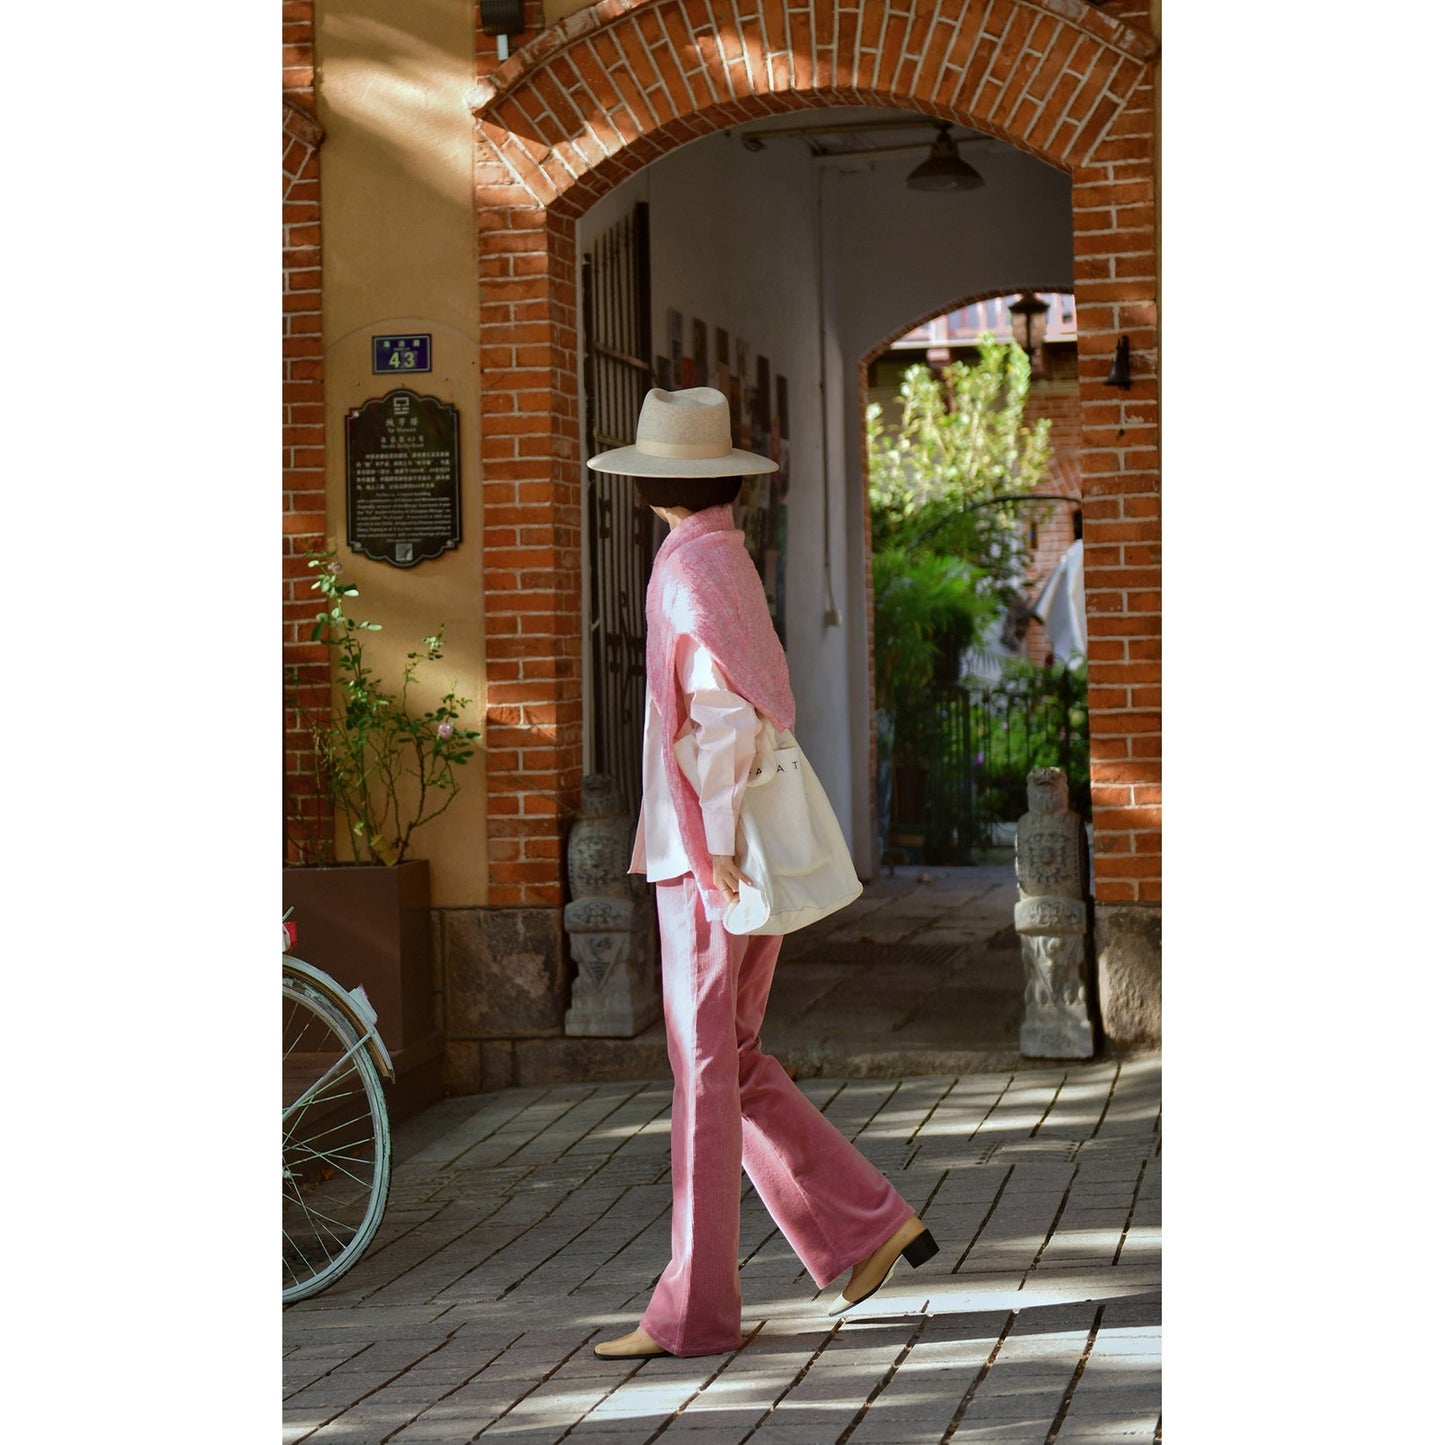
[586,387,937,1360]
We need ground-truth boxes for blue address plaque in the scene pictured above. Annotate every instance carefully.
[372,333,432,374]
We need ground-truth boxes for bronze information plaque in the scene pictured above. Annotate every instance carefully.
[345,389,460,568]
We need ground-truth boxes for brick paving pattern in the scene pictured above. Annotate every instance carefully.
[283,1054,1160,1443]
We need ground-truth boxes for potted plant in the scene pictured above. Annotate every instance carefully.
[283,550,480,1117]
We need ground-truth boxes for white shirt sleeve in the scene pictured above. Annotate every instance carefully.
[677,634,761,856]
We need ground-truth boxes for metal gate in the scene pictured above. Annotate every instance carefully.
[887,670,1091,862]
[582,203,655,815]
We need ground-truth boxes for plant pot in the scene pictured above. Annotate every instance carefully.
[282,858,442,1121]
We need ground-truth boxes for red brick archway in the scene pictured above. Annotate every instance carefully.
[469,0,1160,911]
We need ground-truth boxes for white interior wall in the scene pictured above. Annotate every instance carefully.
[577,114,1073,873]
[825,140,1073,868]
[643,138,854,849]
[578,134,859,852]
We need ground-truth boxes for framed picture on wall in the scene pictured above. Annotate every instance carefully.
[754,354,771,456]
[668,308,684,378]
[692,319,708,383]
[735,338,750,442]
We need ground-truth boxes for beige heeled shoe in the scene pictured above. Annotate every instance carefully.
[827,1217,939,1316]
[593,1327,671,1359]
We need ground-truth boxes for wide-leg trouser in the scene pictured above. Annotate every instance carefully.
[638,873,917,1357]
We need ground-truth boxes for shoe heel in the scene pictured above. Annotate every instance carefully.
[902,1229,938,1269]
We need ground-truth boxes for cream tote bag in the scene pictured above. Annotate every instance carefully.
[676,720,862,936]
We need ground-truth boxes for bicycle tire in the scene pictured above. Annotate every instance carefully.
[282,973,392,1303]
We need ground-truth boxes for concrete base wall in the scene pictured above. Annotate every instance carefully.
[435,896,1164,1091]
[435,906,569,1093]
[1095,903,1162,1049]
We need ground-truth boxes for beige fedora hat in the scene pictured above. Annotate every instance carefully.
[587,386,778,478]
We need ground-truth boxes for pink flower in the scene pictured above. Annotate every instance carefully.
[437,721,454,740]
[327,561,342,575]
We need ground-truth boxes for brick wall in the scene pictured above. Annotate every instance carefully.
[1072,0,1161,904]
[282,2,329,863]
[467,0,1161,908]
[468,0,580,914]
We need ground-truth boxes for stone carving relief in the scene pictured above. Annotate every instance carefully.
[1015,767,1095,1059]
[563,775,660,1038]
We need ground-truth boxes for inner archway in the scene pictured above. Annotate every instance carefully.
[863,288,1086,870]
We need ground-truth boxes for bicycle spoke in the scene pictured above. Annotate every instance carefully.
[283,1215,346,1274]
[284,1077,369,1124]
[283,1170,357,1247]
[284,1135,373,1169]
[285,1191,360,1244]
[282,972,391,1303]
[283,1035,374,1123]
[283,1102,373,1156]
[284,1105,367,1154]
[287,1196,365,1242]
[292,1067,363,1101]
[283,1145,375,1191]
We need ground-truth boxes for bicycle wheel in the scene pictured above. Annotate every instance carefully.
[283,974,392,1303]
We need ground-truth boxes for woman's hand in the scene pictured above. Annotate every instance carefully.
[710,853,753,901]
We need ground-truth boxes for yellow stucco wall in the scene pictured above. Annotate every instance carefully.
[316,0,487,907]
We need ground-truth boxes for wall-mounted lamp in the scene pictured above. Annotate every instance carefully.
[1008,290,1050,380]
[480,0,525,60]
[1105,335,1131,389]
[905,125,985,192]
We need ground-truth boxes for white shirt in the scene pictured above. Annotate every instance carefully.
[629,634,761,880]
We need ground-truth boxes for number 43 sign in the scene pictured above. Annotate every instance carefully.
[372,334,431,374]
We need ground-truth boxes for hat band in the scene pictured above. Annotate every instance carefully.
[635,437,730,460]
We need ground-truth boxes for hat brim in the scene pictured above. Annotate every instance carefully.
[586,445,778,477]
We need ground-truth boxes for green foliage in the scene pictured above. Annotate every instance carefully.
[869,336,1084,855]
[867,335,1053,598]
[871,550,994,711]
[867,336,1055,711]
[294,551,481,866]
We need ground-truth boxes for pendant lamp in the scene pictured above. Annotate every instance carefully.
[906,125,985,192]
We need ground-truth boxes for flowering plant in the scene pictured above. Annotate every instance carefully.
[294,550,480,865]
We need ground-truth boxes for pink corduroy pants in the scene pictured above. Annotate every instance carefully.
[638,873,918,1357]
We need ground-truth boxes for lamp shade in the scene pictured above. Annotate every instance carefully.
[906,126,984,192]
[1008,291,1050,354]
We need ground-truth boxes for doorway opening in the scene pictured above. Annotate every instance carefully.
[865,291,1090,865]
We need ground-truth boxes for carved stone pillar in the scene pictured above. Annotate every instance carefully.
[563,775,660,1038]
[1014,767,1095,1059]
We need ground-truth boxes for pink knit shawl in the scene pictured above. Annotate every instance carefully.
[646,505,795,918]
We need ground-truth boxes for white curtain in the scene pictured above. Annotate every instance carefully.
[1032,538,1087,663]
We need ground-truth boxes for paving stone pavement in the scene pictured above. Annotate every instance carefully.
[283,1054,1161,1444]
